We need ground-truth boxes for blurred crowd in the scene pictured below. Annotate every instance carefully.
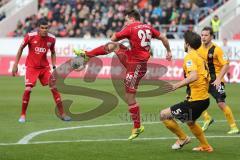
[0,0,10,7]
[8,0,226,39]
[0,0,10,21]
[0,12,5,21]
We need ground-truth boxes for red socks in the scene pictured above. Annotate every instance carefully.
[21,90,31,116]
[128,103,141,128]
[86,45,107,57]
[50,88,64,116]
[21,87,64,116]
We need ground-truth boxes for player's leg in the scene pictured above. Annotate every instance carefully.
[73,42,128,63]
[126,89,144,140]
[201,83,215,131]
[73,42,129,73]
[218,101,239,134]
[125,62,147,140]
[202,110,213,123]
[160,102,190,150]
[127,98,144,140]
[19,67,39,123]
[113,43,129,68]
[19,86,33,123]
[39,68,71,121]
[186,99,213,152]
[188,122,213,152]
[210,82,238,134]
[201,110,214,131]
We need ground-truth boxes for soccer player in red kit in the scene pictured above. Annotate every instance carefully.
[74,9,172,140]
[12,19,71,123]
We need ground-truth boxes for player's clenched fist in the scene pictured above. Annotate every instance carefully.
[12,63,18,76]
[166,51,172,61]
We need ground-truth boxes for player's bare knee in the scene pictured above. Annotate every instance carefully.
[160,108,171,121]
[125,92,136,105]
[217,102,226,110]
[105,42,119,52]
[160,111,165,121]
[126,97,135,106]
[50,87,56,90]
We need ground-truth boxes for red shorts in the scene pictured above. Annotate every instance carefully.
[25,67,51,87]
[116,46,147,93]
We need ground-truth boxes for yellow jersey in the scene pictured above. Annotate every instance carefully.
[183,50,209,101]
[197,43,229,81]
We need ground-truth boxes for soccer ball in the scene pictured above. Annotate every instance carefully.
[71,57,85,71]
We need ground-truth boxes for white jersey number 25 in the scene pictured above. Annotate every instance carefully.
[138,29,151,47]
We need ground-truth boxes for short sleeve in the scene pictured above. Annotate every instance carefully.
[20,34,29,48]
[115,25,131,40]
[216,47,229,65]
[184,55,197,73]
[151,26,161,38]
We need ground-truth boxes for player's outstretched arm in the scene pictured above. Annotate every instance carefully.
[173,71,198,90]
[157,34,172,61]
[12,45,24,76]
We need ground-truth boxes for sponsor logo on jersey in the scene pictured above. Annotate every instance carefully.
[35,47,47,54]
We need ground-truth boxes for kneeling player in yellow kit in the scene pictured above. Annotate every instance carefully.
[160,31,213,152]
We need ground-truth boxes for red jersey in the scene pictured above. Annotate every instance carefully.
[21,32,56,68]
[115,21,160,61]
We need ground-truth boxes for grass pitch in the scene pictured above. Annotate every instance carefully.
[0,76,239,160]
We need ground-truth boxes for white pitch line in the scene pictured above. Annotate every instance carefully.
[16,121,165,144]
[17,122,131,144]
[2,135,240,146]
[0,142,19,146]
[29,135,240,144]
[16,120,239,145]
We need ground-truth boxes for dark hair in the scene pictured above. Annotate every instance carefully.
[38,18,48,26]
[125,9,141,21]
[202,26,214,36]
[184,31,202,50]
